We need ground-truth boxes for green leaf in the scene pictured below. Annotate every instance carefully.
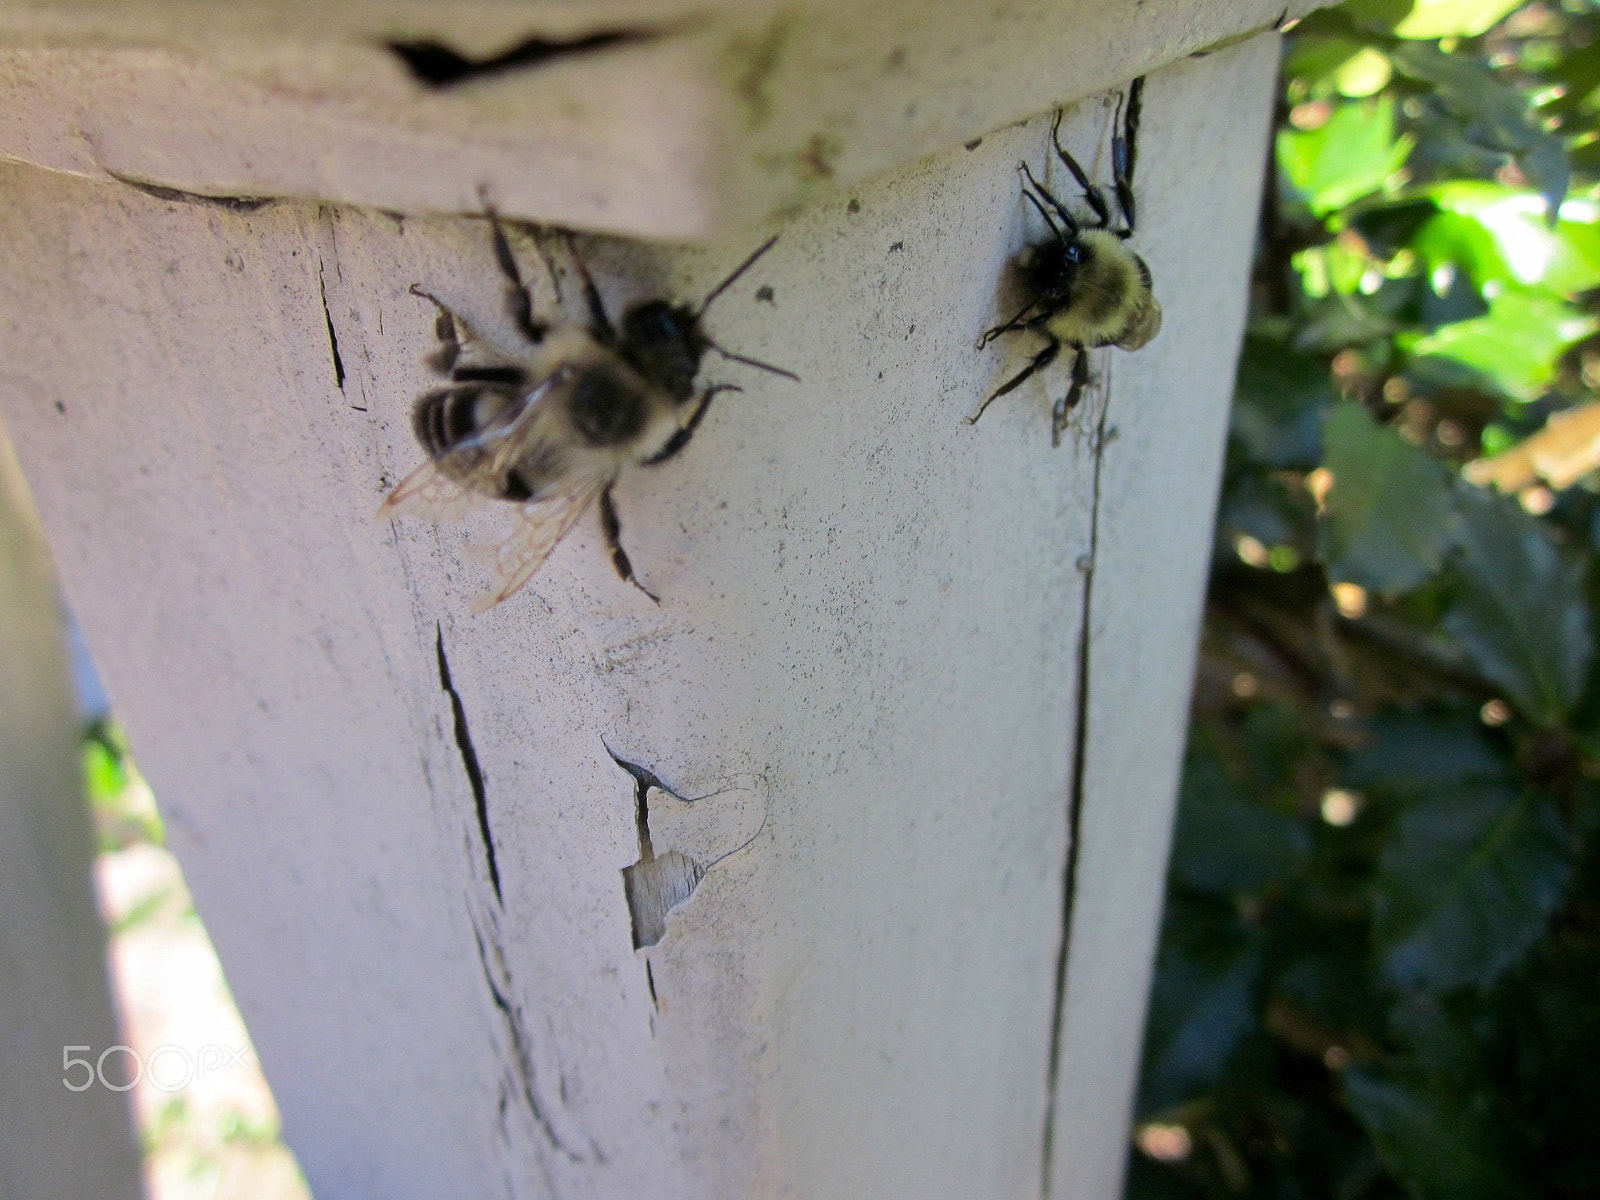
[1297,240,1382,297]
[1341,707,1511,792]
[1392,0,1522,39]
[1284,35,1368,92]
[1138,898,1264,1116]
[1279,96,1414,217]
[1375,785,1571,991]
[1336,47,1395,98]
[1410,210,1511,295]
[1344,1067,1524,1200]
[1295,290,1405,351]
[1389,43,1570,218]
[1169,756,1312,897]
[1387,994,1487,1087]
[1347,195,1440,258]
[82,736,131,807]
[1320,404,1459,594]
[1545,42,1600,123]
[1277,944,1391,1045]
[109,886,175,937]
[1404,288,1597,400]
[1443,485,1593,723]
[1219,472,1317,555]
[1419,183,1600,296]
[1337,0,1424,35]
[1231,338,1334,470]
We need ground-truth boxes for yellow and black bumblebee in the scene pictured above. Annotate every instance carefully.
[971,79,1161,444]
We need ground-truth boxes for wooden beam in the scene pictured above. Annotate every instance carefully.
[0,7,1283,1194]
[0,426,144,1200]
[0,0,1307,236]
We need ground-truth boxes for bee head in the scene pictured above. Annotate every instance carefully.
[618,300,706,405]
[1024,238,1089,300]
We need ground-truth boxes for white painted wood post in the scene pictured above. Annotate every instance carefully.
[0,3,1304,1196]
[0,428,145,1200]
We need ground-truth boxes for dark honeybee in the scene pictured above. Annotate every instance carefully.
[970,78,1161,444]
[378,206,795,610]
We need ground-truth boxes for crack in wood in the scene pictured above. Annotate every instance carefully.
[316,259,347,392]
[473,925,590,1164]
[437,625,501,904]
[387,25,673,89]
[103,168,274,212]
[1039,368,1113,1199]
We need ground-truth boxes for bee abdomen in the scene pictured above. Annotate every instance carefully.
[450,365,529,386]
[1079,269,1130,329]
[1114,298,1162,351]
[412,385,518,457]
[409,390,460,460]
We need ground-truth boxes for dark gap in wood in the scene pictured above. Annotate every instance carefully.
[387,26,668,89]
[437,625,500,904]
[317,263,346,391]
[472,924,587,1161]
[104,169,274,212]
[1039,371,1113,1199]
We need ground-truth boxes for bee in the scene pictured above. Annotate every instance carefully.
[377,205,796,610]
[969,78,1160,444]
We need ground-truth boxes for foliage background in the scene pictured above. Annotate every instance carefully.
[1126,2,1600,1197]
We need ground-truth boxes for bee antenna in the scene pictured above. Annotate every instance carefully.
[706,339,800,382]
[694,235,780,317]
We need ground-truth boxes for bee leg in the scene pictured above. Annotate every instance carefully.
[599,482,659,603]
[1020,161,1077,238]
[526,224,566,310]
[1051,346,1091,446]
[977,298,1047,350]
[1049,110,1112,230]
[1111,78,1144,236]
[409,285,472,374]
[640,384,741,468]
[561,232,617,344]
[967,336,1061,425]
[477,189,548,345]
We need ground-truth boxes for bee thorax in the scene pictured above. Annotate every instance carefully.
[1045,229,1153,349]
[567,365,651,447]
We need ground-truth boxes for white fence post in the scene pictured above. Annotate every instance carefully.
[0,4,1298,1196]
[0,427,145,1200]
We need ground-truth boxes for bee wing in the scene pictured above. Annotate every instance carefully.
[467,474,611,612]
[375,457,496,524]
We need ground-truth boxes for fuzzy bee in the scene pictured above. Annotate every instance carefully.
[970,78,1161,444]
[378,206,795,610]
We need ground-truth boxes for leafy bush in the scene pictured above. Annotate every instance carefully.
[1128,3,1600,1197]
